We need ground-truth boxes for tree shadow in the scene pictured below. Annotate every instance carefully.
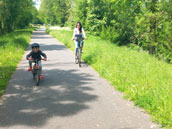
[30,29,67,51]
[31,29,45,36]
[80,62,89,68]
[30,29,52,39]
[39,43,67,51]
[26,43,67,51]
[0,68,98,128]
[31,36,53,39]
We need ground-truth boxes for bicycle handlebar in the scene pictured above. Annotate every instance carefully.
[28,58,47,61]
[42,58,47,61]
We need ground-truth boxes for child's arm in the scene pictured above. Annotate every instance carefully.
[40,51,47,59]
[26,52,32,60]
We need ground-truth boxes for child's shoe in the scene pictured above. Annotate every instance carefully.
[27,67,32,72]
[40,74,44,79]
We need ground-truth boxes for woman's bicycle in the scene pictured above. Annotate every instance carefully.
[75,34,84,67]
[29,58,46,86]
[75,44,82,67]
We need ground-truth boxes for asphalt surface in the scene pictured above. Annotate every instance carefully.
[0,28,160,129]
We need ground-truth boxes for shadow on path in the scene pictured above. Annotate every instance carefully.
[0,68,98,127]
[31,29,52,39]
[39,44,67,51]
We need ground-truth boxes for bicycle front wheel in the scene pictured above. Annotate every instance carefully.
[35,70,40,86]
[32,71,36,79]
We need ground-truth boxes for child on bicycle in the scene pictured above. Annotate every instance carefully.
[72,22,87,58]
[26,43,47,79]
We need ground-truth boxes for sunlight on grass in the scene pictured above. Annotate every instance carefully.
[0,28,34,96]
[48,29,172,129]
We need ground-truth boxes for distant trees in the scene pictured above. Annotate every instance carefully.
[40,0,172,62]
[1,0,172,62]
[76,0,172,62]
[0,0,38,34]
[39,0,71,26]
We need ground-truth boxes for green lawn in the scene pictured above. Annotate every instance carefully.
[0,28,34,96]
[48,29,172,129]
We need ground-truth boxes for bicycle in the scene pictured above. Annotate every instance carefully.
[29,58,46,86]
[75,34,84,67]
[75,44,82,67]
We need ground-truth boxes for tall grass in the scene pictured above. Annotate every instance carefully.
[0,28,34,96]
[48,29,172,129]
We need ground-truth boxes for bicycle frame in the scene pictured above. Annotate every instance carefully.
[76,41,82,67]
[31,60,40,86]
[74,34,84,67]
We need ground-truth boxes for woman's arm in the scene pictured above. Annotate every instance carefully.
[72,28,76,40]
[82,28,87,39]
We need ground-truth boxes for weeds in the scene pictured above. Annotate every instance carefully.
[48,29,172,129]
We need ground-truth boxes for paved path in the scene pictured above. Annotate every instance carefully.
[0,28,160,129]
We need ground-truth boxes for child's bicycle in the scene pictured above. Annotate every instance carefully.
[29,58,46,86]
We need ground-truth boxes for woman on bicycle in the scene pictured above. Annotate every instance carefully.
[72,22,87,58]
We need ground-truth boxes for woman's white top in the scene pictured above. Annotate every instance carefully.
[72,28,86,39]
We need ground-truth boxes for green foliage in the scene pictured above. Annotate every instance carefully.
[39,0,71,26]
[85,0,106,35]
[48,29,172,129]
[40,0,172,63]
[0,0,36,94]
[0,28,34,96]
[0,0,36,34]
[76,0,88,28]
[71,0,172,62]
[100,26,120,44]
[32,7,43,24]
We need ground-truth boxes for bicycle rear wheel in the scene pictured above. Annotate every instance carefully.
[75,54,79,64]
[35,70,40,86]
[78,48,81,67]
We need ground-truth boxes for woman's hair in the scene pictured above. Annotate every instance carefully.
[76,22,82,33]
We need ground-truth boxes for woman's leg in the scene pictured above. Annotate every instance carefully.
[75,41,79,57]
[81,40,84,52]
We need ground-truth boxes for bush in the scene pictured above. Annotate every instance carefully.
[48,29,172,128]
[0,28,33,96]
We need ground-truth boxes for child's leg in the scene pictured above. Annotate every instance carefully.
[29,61,32,68]
[38,61,42,74]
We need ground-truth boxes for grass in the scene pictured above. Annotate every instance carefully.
[48,29,172,129]
[0,28,35,96]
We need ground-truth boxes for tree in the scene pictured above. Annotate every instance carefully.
[85,0,106,34]
[0,0,35,34]
[38,0,172,63]
[39,0,70,26]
